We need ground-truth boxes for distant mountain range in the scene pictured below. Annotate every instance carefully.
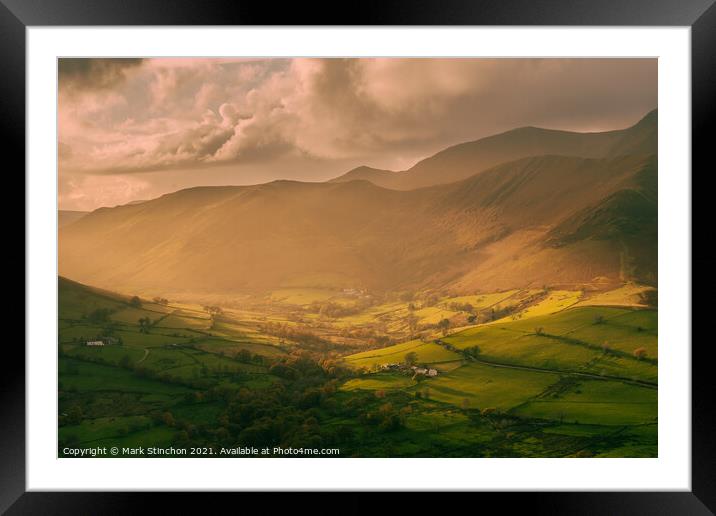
[330,109,656,190]
[59,110,657,296]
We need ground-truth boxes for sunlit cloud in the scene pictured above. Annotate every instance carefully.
[58,57,657,210]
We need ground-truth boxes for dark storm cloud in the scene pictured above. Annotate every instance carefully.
[59,58,144,91]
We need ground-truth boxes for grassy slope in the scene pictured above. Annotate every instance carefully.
[59,276,657,456]
[342,301,657,425]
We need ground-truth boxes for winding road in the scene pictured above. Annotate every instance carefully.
[137,348,150,364]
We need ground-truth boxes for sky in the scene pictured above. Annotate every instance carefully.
[58,58,657,211]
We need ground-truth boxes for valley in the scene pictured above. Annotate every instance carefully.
[57,107,658,458]
[58,276,657,457]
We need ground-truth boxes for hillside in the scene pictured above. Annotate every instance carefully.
[330,109,657,190]
[58,210,89,228]
[59,152,657,296]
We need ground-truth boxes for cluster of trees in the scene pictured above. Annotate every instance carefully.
[447,302,475,313]
[138,316,153,333]
[85,308,113,324]
[399,290,441,308]
[639,289,658,307]
[153,297,169,306]
[437,318,450,336]
[405,313,419,338]
[359,401,407,432]
[259,322,340,353]
[338,326,393,347]
[307,297,375,319]
[161,355,361,451]
[203,306,224,316]
[307,301,360,319]
[463,345,481,358]
[233,349,267,365]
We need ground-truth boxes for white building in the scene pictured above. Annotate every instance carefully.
[86,340,105,347]
[426,368,438,377]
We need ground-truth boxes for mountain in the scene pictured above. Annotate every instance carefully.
[58,210,89,228]
[332,166,399,189]
[330,109,657,190]
[59,152,657,296]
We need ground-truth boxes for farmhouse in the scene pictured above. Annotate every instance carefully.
[410,366,439,377]
[85,336,118,346]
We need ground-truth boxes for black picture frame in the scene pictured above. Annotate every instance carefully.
[4,0,713,512]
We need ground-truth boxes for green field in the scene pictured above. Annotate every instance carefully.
[508,290,582,320]
[339,298,657,443]
[60,358,193,395]
[424,362,560,409]
[58,277,657,458]
[341,373,416,392]
[441,290,519,310]
[344,340,461,369]
[513,379,657,425]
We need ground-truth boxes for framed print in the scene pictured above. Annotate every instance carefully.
[5,0,715,511]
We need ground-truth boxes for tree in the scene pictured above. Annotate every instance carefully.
[464,345,481,358]
[86,308,112,324]
[535,327,545,336]
[130,296,142,308]
[138,317,152,333]
[66,404,84,425]
[438,318,450,336]
[236,349,252,363]
[424,293,439,307]
[406,313,419,338]
[203,305,224,316]
[633,347,648,360]
[639,289,658,307]
[162,411,176,427]
[404,351,418,367]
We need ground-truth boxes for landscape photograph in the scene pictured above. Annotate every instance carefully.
[58,57,658,458]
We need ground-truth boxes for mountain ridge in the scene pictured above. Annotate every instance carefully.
[59,152,657,296]
[330,109,657,190]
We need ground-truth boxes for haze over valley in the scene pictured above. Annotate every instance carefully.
[57,58,658,459]
[60,110,657,298]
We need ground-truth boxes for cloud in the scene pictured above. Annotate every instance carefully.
[59,58,144,93]
[59,172,153,212]
[58,58,657,207]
